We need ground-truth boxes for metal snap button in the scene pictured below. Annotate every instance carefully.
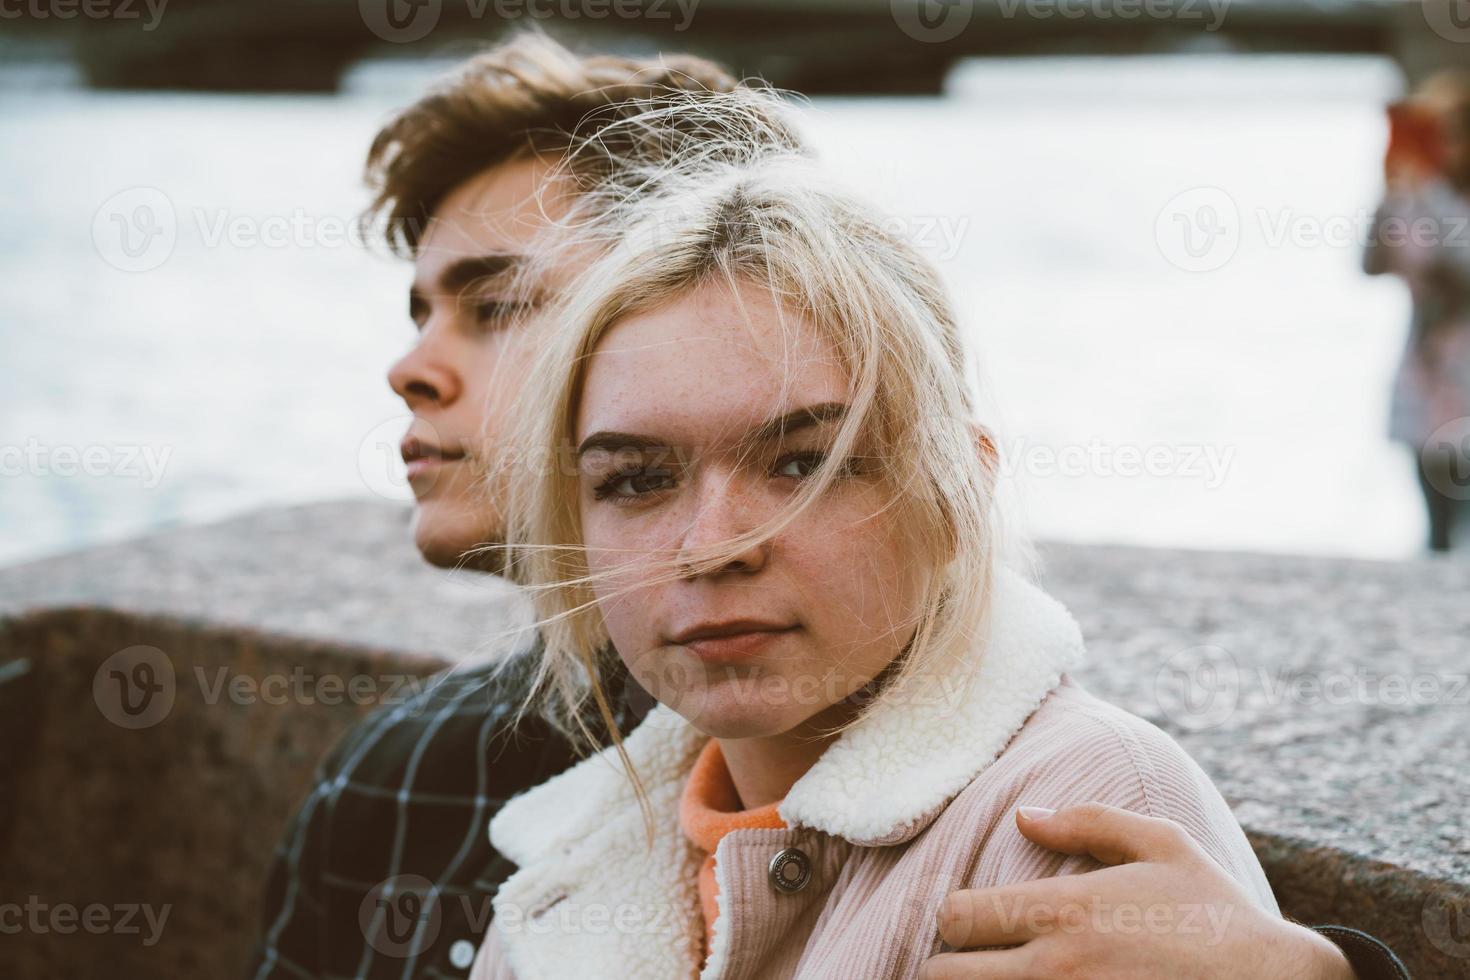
[768,847,812,894]
[449,939,476,970]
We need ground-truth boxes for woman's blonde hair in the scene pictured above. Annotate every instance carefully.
[495,153,1010,771]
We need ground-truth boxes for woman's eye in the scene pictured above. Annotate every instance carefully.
[594,468,675,501]
[774,452,826,479]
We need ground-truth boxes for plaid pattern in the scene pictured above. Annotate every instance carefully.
[247,644,638,980]
[248,645,1409,980]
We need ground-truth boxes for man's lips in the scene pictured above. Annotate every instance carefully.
[400,436,467,480]
[668,619,800,662]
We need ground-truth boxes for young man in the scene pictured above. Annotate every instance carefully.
[248,35,1407,980]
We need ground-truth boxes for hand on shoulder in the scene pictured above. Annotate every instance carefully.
[922,802,1360,980]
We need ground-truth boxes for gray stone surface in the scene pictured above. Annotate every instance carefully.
[0,500,532,663]
[1035,542,1470,975]
[2,499,1467,976]
[1037,543,1470,891]
[0,502,532,979]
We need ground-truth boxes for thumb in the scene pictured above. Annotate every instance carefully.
[1014,801,1197,867]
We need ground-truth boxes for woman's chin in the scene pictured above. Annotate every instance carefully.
[689,714,787,740]
[678,688,808,741]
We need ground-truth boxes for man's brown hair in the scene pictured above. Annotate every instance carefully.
[363,32,806,256]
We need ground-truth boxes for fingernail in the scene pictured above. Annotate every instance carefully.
[1018,805,1055,821]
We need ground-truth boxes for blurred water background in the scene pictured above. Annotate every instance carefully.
[1,53,1426,566]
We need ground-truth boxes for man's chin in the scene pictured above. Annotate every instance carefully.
[411,504,505,572]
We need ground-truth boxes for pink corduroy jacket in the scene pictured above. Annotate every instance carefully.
[471,568,1279,980]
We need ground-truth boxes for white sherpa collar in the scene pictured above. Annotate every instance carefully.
[782,564,1086,844]
[486,566,1084,978]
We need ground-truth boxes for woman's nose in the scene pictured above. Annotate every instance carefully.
[677,476,770,578]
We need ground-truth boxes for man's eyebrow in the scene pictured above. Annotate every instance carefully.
[744,401,849,446]
[409,253,524,323]
[439,253,521,293]
[574,402,849,463]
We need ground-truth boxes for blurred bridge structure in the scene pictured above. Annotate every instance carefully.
[5,0,1470,94]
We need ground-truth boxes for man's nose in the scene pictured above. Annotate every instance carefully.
[677,476,770,578]
[388,328,463,410]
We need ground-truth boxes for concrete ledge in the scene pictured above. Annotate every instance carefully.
[1039,541,1470,976]
[0,607,444,978]
[1,500,1466,977]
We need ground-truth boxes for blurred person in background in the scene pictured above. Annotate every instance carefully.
[248,33,1406,980]
[1366,71,1470,553]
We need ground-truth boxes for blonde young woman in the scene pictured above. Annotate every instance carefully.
[470,159,1280,979]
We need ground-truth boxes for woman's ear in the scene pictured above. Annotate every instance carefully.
[972,422,999,498]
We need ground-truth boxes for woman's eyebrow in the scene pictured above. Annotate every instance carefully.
[575,432,669,460]
[575,403,849,463]
[743,402,849,446]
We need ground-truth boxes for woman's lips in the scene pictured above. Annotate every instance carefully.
[681,626,799,662]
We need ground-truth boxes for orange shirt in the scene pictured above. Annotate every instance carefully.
[677,739,786,957]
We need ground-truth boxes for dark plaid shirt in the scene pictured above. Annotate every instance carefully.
[247,650,1410,980]
[246,645,641,980]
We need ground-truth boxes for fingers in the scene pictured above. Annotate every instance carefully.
[920,947,1034,980]
[937,874,1100,949]
[1013,801,1198,867]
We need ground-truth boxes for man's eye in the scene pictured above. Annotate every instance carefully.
[593,468,676,501]
[473,299,524,324]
